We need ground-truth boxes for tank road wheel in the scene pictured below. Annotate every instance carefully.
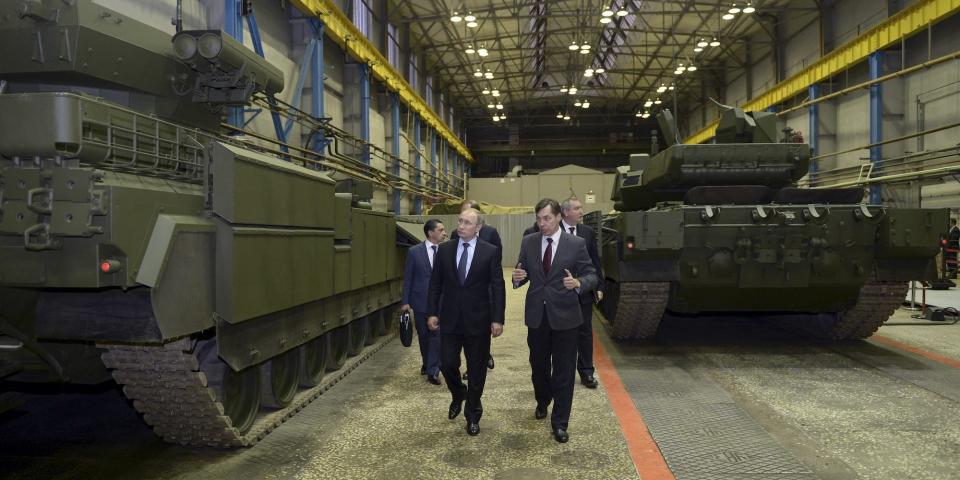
[197,340,261,434]
[299,334,329,387]
[608,282,670,340]
[347,317,369,356]
[327,326,349,370]
[823,281,909,340]
[259,349,301,409]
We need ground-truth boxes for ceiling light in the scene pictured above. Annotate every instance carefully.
[473,69,482,78]
[728,4,741,14]
[560,86,568,92]
[642,112,650,119]
[687,65,697,72]
[465,45,476,54]
[697,38,709,48]
[656,84,667,93]
[580,49,589,54]
[466,20,478,28]
[654,98,662,105]
[743,3,755,13]
[595,67,605,73]
[500,115,506,120]
[450,11,462,22]
[477,47,489,57]
[710,37,720,47]
[616,8,628,16]
[600,17,612,24]
[694,46,703,53]
[568,87,578,94]
[644,100,653,108]
[602,6,614,16]
[487,103,494,108]
[556,113,564,119]
[563,115,571,120]
[464,13,476,22]
[484,71,494,79]
[569,42,579,51]
[491,89,500,97]
[492,115,500,122]
[482,88,490,94]
[635,112,642,117]
[581,44,591,51]
[668,84,675,90]
[574,100,582,107]
[584,69,594,77]
[582,101,590,108]
[722,13,734,20]
[496,103,504,110]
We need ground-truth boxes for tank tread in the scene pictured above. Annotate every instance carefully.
[610,282,670,339]
[828,281,908,340]
[100,331,394,448]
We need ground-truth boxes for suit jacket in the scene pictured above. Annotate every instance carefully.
[451,224,502,251]
[401,242,436,313]
[514,231,597,330]
[427,238,506,336]
[563,223,604,304]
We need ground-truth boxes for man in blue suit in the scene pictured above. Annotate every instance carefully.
[402,219,446,385]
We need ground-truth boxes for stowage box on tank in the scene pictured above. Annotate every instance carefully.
[601,108,947,340]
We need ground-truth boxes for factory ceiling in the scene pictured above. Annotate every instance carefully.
[391,0,817,128]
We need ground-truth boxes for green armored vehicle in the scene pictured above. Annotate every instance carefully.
[0,0,414,446]
[601,108,945,340]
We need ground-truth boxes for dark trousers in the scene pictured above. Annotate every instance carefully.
[576,301,595,378]
[440,332,491,423]
[414,310,440,376]
[527,315,579,430]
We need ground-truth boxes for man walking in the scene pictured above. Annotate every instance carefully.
[512,198,597,443]
[559,197,604,389]
[427,208,505,436]
[402,219,445,385]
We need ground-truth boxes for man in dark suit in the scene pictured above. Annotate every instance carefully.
[948,219,959,276]
[560,197,604,389]
[450,200,500,373]
[427,208,505,437]
[512,198,597,443]
[402,219,445,385]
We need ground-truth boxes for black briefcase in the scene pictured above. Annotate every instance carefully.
[398,311,414,347]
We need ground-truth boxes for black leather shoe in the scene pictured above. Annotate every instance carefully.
[448,398,464,420]
[466,422,480,436]
[427,374,441,385]
[535,405,548,420]
[487,355,495,370]
[581,375,599,389]
[553,428,569,443]
[420,366,426,375]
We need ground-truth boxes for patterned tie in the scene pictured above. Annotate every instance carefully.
[430,245,437,267]
[569,226,575,235]
[543,237,553,275]
[458,243,469,284]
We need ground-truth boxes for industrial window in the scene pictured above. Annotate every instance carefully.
[408,54,419,90]
[387,23,400,70]
[425,75,434,109]
[352,0,371,39]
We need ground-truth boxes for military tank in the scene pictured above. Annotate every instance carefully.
[601,107,946,340]
[0,0,418,447]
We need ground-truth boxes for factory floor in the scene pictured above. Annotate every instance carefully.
[2,270,960,479]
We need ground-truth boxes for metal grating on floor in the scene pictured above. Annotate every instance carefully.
[616,358,817,480]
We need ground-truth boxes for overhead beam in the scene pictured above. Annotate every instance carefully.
[291,0,474,162]
[684,0,960,144]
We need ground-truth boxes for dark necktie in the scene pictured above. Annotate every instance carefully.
[543,237,553,275]
[458,243,469,284]
[569,226,575,235]
[430,245,437,267]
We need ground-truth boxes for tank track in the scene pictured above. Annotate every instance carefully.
[608,281,670,339]
[99,332,394,448]
[827,280,908,340]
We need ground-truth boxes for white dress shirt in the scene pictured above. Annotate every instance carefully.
[561,220,578,237]
[456,235,478,277]
[540,228,562,264]
[425,240,439,268]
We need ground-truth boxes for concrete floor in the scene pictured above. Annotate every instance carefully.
[2,272,960,479]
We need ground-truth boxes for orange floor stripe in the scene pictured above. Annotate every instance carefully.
[871,334,960,369]
[593,337,675,480]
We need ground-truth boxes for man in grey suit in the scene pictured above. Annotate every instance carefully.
[402,219,445,385]
[512,198,597,443]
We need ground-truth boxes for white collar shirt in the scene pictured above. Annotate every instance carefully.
[561,220,579,237]
[456,236,478,277]
[540,228,562,263]
[425,240,439,268]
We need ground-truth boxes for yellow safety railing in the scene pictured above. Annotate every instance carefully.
[684,0,960,144]
[291,0,474,162]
